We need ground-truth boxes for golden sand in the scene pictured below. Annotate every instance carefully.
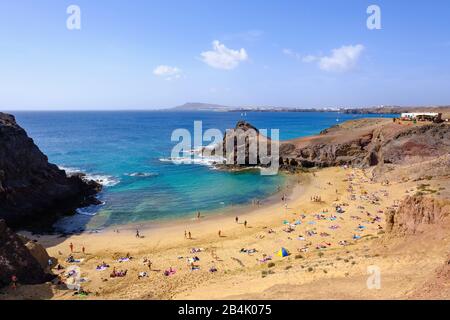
[4,166,449,300]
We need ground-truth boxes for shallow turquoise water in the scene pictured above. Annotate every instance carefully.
[13,111,395,228]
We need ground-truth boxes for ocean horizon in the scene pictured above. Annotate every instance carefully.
[13,111,396,231]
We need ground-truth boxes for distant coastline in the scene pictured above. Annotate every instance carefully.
[167,102,450,118]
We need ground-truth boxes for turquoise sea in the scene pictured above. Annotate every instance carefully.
[13,111,395,230]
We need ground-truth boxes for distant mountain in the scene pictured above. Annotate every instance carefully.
[170,102,234,112]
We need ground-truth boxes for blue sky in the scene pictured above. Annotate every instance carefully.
[1,0,450,110]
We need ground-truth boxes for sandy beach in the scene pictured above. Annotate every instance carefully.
[4,165,448,300]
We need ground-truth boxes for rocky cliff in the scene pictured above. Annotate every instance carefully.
[218,121,273,168]
[0,112,102,230]
[218,119,450,178]
[384,195,450,299]
[385,196,450,235]
[0,220,54,288]
[279,119,450,171]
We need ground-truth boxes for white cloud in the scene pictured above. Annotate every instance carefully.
[282,48,302,60]
[283,49,318,63]
[301,55,318,63]
[303,44,365,72]
[153,65,183,80]
[319,44,365,72]
[201,41,248,70]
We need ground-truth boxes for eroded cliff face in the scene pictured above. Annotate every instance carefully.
[385,196,450,235]
[279,120,450,172]
[383,196,450,299]
[0,112,101,229]
[0,220,53,288]
[217,119,450,178]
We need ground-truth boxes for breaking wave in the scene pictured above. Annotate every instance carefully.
[58,166,120,187]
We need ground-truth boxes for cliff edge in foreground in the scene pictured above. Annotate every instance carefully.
[0,219,54,288]
[0,112,101,230]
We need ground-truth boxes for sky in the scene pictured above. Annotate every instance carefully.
[1,0,450,110]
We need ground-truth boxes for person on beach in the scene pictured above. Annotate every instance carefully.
[244,220,248,228]
[235,216,239,223]
[136,229,140,238]
[197,211,201,219]
[184,230,187,238]
[82,246,85,254]
[218,230,222,237]
[11,275,17,290]
[188,231,192,239]
[147,260,152,271]
[69,242,74,253]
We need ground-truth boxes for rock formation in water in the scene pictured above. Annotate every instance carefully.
[0,112,102,230]
[220,118,450,179]
[203,121,275,171]
[0,219,54,288]
[219,121,273,168]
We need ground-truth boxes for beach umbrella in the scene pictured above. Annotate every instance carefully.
[277,247,289,257]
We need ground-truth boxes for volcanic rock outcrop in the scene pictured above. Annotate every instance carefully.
[208,121,276,170]
[0,112,102,229]
[0,219,54,288]
[279,119,450,171]
[385,195,450,235]
[220,118,450,179]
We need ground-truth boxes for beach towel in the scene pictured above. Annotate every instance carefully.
[240,248,258,254]
[118,258,130,262]
[96,266,108,271]
[68,258,84,264]
[258,256,272,263]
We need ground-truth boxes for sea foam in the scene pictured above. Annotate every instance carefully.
[159,156,225,167]
[58,166,120,187]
